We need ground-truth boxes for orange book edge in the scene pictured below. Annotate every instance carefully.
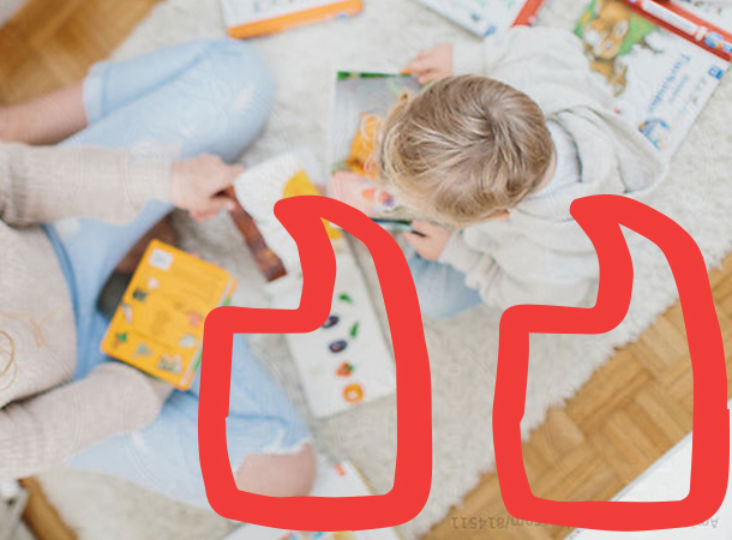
[228,0,363,39]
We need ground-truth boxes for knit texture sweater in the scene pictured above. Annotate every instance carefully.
[443,27,667,309]
[0,141,172,479]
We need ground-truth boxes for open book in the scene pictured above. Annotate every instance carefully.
[574,0,730,156]
[328,71,422,232]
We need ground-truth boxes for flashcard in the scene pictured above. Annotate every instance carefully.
[269,247,396,419]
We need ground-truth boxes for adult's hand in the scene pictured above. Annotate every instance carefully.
[171,155,243,222]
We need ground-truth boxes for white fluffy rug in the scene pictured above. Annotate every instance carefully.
[37,0,732,538]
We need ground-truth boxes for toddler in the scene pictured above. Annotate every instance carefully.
[378,27,666,318]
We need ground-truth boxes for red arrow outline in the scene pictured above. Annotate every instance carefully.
[494,195,729,531]
[198,196,432,530]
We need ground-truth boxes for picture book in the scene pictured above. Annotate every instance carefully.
[101,240,236,391]
[223,461,401,540]
[574,0,729,156]
[414,0,546,36]
[233,152,396,418]
[328,71,422,230]
[222,0,362,39]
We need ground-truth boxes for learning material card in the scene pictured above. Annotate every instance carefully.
[101,240,236,390]
[414,0,546,36]
[328,71,421,229]
[223,461,401,539]
[233,152,396,418]
[222,0,362,38]
[574,0,728,156]
[269,250,396,418]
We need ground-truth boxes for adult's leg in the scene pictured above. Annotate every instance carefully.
[68,336,315,504]
[50,39,275,378]
[0,83,87,144]
[59,41,315,500]
[408,248,483,319]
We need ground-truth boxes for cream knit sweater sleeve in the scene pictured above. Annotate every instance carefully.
[0,142,172,226]
[0,363,171,480]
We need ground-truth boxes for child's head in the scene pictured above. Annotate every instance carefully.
[377,75,554,226]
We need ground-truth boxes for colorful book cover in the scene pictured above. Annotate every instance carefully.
[415,0,545,36]
[328,71,422,229]
[223,461,401,540]
[575,0,728,156]
[222,0,363,39]
[101,240,236,390]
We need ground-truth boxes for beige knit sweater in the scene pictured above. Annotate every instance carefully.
[0,141,174,480]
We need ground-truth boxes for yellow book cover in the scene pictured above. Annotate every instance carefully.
[101,240,237,390]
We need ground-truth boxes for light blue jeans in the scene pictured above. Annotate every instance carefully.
[407,249,483,319]
[44,39,310,507]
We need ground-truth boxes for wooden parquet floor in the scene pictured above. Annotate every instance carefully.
[1,2,730,538]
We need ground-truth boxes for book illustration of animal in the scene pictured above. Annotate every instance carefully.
[575,0,661,96]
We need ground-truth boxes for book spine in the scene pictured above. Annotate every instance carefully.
[514,0,547,26]
[625,0,732,61]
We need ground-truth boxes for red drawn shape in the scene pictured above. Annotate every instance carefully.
[198,196,432,531]
[493,195,729,531]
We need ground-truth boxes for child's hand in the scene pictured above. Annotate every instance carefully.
[404,43,454,84]
[330,170,396,216]
[171,155,243,222]
[404,220,451,261]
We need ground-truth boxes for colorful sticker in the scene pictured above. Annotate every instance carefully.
[322,315,340,329]
[148,247,174,271]
[133,343,153,358]
[132,288,149,302]
[343,383,364,404]
[158,354,183,374]
[113,332,128,348]
[186,311,203,328]
[179,333,197,348]
[336,362,355,377]
[329,340,348,354]
[349,322,360,338]
[121,303,133,323]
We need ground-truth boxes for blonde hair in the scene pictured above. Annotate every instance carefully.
[377,75,554,226]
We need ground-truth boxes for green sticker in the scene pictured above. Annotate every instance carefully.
[349,322,360,338]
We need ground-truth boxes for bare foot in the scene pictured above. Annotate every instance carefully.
[115,215,177,274]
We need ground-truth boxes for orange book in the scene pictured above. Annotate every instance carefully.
[101,240,237,390]
[222,0,363,39]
